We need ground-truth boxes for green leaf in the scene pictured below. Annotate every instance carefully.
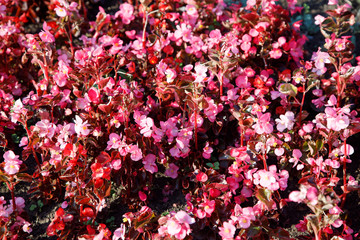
[37,200,44,208]
[255,188,274,210]
[206,163,214,168]
[11,134,20,144]
[279,83,298,97]
[29,204,37,211]
[315,139,324,152]
[106,216,115,223]
[213,162,220,170]
[247,226,261,238]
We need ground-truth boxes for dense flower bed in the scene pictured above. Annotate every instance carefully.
[1,0,360,239]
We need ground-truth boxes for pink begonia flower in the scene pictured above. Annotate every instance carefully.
[226,177,239,194]
[19,137,28,147]
[125,30,136,39]
[53,72,67,87]
[113,224,126,240]
[258,170,277,189]
[174,23,192,42]
[39,22,55,43]
[165,163,179,179]
[314,15,325,25]
[311,50,331,75]
[325,107,350,131]
[109,38,123,55]
[340,144,354,156]
[276,111,295,132]
[208,29,222,48]
[142,154,158,173]
[328,0,338,5]
[201,199,215,217]
[329,206,342,215]
[3,150,22,175]
[106,133,122,150]
[238,217,251,228]
[202,142,213,159]
[204,97,223,122]
[326,94,337,106]
[235,73,249,88]
[175,211,195,225]
[87,87,100,104]
[55,6,67,17]
[306,187,318,204]
[289,149,304,170]
[289,189,306,203]
[274,147,284,156]
[269,48,282,59]
[116,3,135,25]
[183,64,193,72]
[302,122,314,133]
[166,219,182,235]
[36,119,56,138]
[74,115,91,136]
[186,5,198,17]
[22,222,32,233]
[219,221,236,240]
[253,112,273,134]
[332,219,343,228]
[130,145,142,161]
[10,99,27,123]
[193,64,208,83]
[240,34,252,53]
[189,113,203,127]
[111,159,122,170]
[165,68,177,83]
[139,191,147,201]
[139,115,154,137]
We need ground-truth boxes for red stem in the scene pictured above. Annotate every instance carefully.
[220,71,223,96]
[298,83,306,127]
[6,181,17,214]
[67,22,75,57]
[341,139,348,208]
[194,107,198,151]
[24,121,42,173]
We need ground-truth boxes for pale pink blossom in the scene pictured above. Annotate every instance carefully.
[314,15,325,25]
[276,111,295,132]
[36,119,56,138]
[113,224,126,240]
[219,221,236,240]
[129,145,142,161]
[165,68,177,83]
[55,7,67,17]
[175,211,195,224]
[311,50,331,75]
[253,112,273,134]
[74,115,91,136]
[166,219,182,235]
[193,64,208,83]
[238,217,251,228]
[3,151,22,175]
[116,3,135,25]
[142,154,158,173]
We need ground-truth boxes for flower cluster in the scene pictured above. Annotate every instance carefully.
[0,0,360,239]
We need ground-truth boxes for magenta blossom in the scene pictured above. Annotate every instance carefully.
[165,163,179,179]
